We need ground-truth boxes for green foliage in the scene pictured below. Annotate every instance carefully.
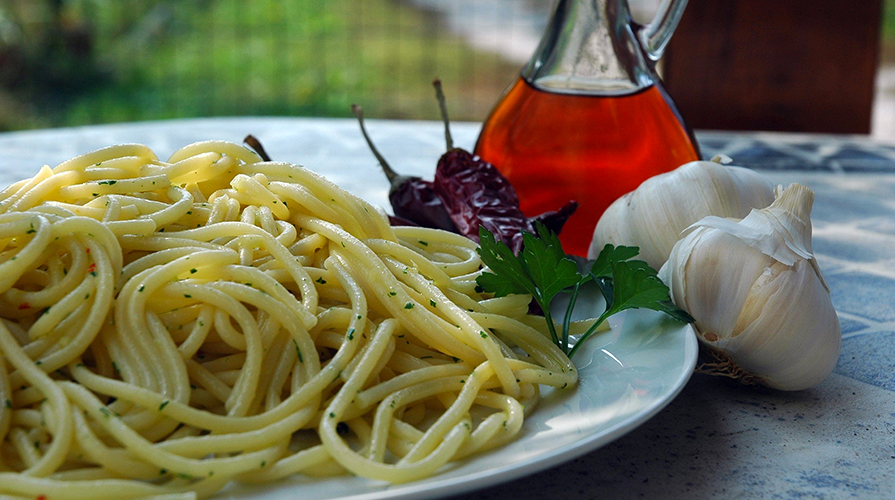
[884,0,895,60]
[520,225,582,302]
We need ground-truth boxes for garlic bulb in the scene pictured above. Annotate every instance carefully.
[659,183,841,391]
[589,157,775,270]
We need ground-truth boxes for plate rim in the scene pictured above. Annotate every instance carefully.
[223,313,698,500]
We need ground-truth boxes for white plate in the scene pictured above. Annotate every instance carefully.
[0,125,697,499]
[220,309,698,500]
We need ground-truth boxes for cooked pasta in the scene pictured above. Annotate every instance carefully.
[0,141,577,499]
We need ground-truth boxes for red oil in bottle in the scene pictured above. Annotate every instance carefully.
[475,78,700,257]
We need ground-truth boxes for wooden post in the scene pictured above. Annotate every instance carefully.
[663,0,882,134]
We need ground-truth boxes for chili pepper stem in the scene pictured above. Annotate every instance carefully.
[351,104,400,183]
[432,78,454,151]
[243,135,271,162]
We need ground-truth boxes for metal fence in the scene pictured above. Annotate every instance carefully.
[0,0,563,131]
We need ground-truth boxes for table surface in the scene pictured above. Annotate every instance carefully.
[1,118,894,499]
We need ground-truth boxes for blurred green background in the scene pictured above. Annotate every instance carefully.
[1,0,894,132]
[0,0,529,130]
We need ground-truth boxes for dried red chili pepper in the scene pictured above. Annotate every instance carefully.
[354,81,577,253]
[433,148,531,253]
[530,200,579,236]
[430,79,577,253]
[351,104,459,233]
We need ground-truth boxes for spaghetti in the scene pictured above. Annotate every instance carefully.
[0,141,576,499]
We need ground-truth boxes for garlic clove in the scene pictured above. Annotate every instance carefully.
[717,259,840,390]
[590,158,775,270]
[661,228,776,341]
[659,183,841,391]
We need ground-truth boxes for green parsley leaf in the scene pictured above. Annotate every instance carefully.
[520,227,581,301]
[568,252,692,358]
[604,260,674,315]
[588,243,640,278]
[475,226,537,298]
[477,223,582,346]
[476,225,692,359]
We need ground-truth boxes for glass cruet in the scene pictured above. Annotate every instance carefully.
[474,0,700,256]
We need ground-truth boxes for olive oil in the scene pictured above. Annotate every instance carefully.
[475,78,700,256]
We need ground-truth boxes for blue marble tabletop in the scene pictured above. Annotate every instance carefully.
[0,119,893,499]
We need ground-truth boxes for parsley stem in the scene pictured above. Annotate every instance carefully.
[561,282,582,354]
[568,311,610,358]
[540,299,560,348]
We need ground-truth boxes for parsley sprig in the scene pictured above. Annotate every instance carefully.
[475,224,693,358]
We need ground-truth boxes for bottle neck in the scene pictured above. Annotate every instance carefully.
[521,0,655,96]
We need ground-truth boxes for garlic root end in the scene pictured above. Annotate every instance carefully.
[694,345,765,387]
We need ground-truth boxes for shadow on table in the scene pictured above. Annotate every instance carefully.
[444,373,862,499]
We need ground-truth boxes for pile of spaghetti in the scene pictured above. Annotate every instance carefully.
[0,141,576,499]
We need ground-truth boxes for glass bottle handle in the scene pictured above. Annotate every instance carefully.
[637,0,689,65]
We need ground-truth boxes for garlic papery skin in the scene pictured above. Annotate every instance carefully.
[589,157,775,270]
[659,184,841,391]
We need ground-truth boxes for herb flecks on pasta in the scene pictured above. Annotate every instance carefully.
[0,141,576,499]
